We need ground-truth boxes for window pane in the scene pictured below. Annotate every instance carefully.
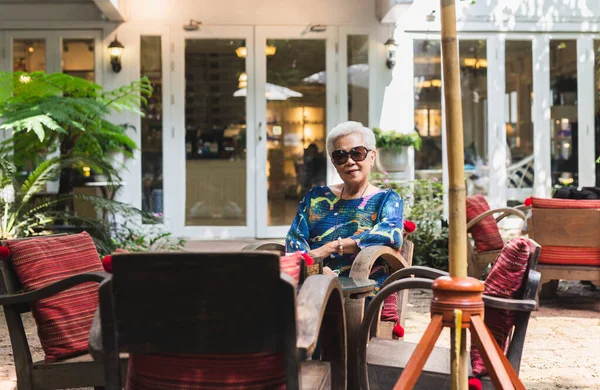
[347,35,368,125]
[459,39,488,197]
[185,39,247,226]
[62,38,95,81]
[414,39,442,178]
[266,39,327,226]
[505,41,534,203]
[13,39,45,72]
[141,36,164,220]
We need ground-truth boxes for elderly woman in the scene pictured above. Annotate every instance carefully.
[285,121,404,320]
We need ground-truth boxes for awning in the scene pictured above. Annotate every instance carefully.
[377,0,414,23]
[0,0,125,23]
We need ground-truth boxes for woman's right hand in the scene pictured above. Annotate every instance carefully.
[307,241,336,262]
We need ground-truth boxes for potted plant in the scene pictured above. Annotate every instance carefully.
[373,127,422,176]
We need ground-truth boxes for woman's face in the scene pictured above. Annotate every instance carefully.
[331,132,376,186]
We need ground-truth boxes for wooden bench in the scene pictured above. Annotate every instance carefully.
[528,206,600,298]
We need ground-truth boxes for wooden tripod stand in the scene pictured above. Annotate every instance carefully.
[392,276,526,389]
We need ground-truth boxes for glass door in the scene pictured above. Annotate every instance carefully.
[169,26,255,238]
[255,26,337,238]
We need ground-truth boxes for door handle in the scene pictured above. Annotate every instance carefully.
[257,122,263,142]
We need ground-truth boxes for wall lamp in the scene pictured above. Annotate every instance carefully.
[108,36,124,73]
[385,38,398,69]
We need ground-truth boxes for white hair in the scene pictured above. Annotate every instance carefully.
[326,121,376,155]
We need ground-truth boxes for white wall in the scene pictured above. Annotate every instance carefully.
[399,0,600,33]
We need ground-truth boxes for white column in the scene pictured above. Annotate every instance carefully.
[532,35,552,198]
[377,26,415,181]
[487,35,507,208]
[577,36,596,187]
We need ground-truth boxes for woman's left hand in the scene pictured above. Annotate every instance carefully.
[308,242,337,261]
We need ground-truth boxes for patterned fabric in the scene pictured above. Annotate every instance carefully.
[471,238,530,377]
[6,232,103,361]
[466,195,504,252]
[286,186,403,323]
[126,352,286,390]
[538,246,600,266]
[531,197,600,209]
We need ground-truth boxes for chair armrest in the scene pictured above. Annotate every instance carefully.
[349,245,410,280]
[241,242,285,255]
[296,275,345,360]
[380,266,449,290]
[467,208,526,230]
[0,271,109,306]
[482,296,537,311]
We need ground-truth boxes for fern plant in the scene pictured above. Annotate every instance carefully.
[0,71,152,199]
[0,154,154,254]
[373,127,422,151]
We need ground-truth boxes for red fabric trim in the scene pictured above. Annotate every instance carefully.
[126,352,286,390]
[539,246,600,266]
[466,195,504,252]
[7,232,103,362]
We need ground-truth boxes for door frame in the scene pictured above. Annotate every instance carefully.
[254,25,338,239]
[170,25,256,239]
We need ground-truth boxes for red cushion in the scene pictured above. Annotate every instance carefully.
[466,195,504,252]
[471,238,530,377]
[126,353,286,389]
[531,197,600,209]
[6,232,103,361]
[538,246,600,266]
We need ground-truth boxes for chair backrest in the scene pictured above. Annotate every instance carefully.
[107,252,297,355]
[530,208,600,249]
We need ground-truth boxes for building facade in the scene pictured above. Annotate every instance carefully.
[0,0,598,239]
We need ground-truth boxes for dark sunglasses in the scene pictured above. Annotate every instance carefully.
[331,146,372,165]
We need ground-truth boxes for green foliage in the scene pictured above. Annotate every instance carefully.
[373,127,422,152]
[0,153,174,254]
[111,224,186,253]
[372,174,449,270]
[0,72,151,181]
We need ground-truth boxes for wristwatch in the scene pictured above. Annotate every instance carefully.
[337,237,344,256]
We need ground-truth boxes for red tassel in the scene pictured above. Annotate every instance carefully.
[524,197,532,207]
[468,377,482,390]
[0,246,11,260]
[403,220,417,233]
[300,252,314,266]
[393,322,405,338]
[102,255,113,273]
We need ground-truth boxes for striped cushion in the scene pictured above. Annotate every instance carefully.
[126,353,286,389]
[471,238,530,377]
[7,232,103,361]
[279,253,305,283]
[538,246,600,266]
[532,197,600,209]
[466,195,504,252]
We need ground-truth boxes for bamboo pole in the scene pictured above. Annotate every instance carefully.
[440,1,468,388]
[440,0,467,278]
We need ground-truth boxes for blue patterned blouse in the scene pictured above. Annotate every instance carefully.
[285,185,404,278]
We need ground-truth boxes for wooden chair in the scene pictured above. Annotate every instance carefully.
[88,252,347,390]
[357,239,541,389]
[467,206,527,278]
[528,203,600,298]
[244,241,414,337]
[0,235,128,390]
